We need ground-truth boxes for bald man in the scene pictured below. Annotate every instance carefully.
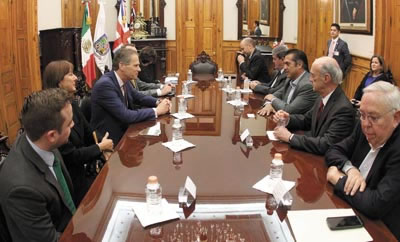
[237,37,271,84]
[272,56,355,155]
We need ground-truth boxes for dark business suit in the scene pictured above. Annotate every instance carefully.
[327,38,352,76]
[0,134,73,241]
[239,48,271,84]
[59,101,102,205]
[253,70,287,95]
[271,71,319,114]
[288,86,355,155]
[91,71,157,144]
[325,124,400,240]
[353,72,390,101]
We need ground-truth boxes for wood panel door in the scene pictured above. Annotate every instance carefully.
[388,0,400,82]
[176,0,221,80]
[0,0,20,142]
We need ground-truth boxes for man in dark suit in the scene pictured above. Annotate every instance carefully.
[91,48,170,144]
[0,89,75,241]
[326,81,400,240]
[250,44,288,95]
[237,37,271,84]
[272,57,355,155]
[327,23,352,77]
[258,49,318,116]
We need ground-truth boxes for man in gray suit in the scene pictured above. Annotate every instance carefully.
[122,44,173,98]
[0,88,75,241]
[327,23,352,77]
[258,49,318,116]
[272,57,355,155]
[250,44,288,95]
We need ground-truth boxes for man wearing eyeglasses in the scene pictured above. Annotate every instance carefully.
[326,81,400,240]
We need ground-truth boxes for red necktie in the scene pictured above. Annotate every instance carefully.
[317,100,324,120]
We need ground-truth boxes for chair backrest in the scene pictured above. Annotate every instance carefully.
[80,96,92,123]
[189,51,218,76]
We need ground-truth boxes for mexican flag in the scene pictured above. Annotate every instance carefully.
[81,2,96,88]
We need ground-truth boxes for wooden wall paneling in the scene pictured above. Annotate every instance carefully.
[269,0,279,37]
[221,41,240,75]
[166,40,177,74]
[374,0,389,58]
[0,0,20,142]
[198,0,217,61]
[387,0,400,82]
[341,56,370,98]
[62,0,99,35]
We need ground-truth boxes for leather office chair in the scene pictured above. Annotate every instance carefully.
[189,51,218,76]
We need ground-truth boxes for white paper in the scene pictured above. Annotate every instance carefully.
[266,131,279,141]
[222,88,235,93]
[162,139,195,153]
[216,77,227,82]
[132,199,180,228]
[252,175,295,194]
[272,179,288,203]
[240,129,250,142]
[240,89,253,93]
[144,122,161,136]
[186,80,198,85]
[287,209,373,242]
[176,94,195,99]
[247,113,255,118]
[184,176,197,199]
[227,100,248,106]
[171,112,195,120]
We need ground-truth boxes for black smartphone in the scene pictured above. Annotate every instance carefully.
[326,215,364,230]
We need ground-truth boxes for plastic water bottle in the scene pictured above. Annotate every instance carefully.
[226,75,232,91]
[235,87,241,102]
[218,68,224,80]
[270,153,283,180]
[187,69,192,82]
[145,176,162,215]
[172,119,183,140]
[245,136,253,147]
[244,78,250,90]
[178,97,186,114]
[182,82,188,96]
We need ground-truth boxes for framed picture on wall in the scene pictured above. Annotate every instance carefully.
[335,0,372,34]
[260,0,269,25]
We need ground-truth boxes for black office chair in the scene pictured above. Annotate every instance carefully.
[189,51,218,76]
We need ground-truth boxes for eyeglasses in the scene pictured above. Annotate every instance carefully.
[358,109,394,124]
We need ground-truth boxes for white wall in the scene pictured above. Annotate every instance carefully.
[38,0,62,30]
[223,0,238,40]
[338,0,375,58]
[282,0,297,44]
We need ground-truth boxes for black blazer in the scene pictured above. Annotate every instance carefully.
[91,71,158,144]
[353,72,390,101]
[239,48,271,84]
[253,70,287,95]
[327,38,352,76]
[288,86,355,155]
[325,124,400,240]
[58,101,102,205]
[0,134,73,241]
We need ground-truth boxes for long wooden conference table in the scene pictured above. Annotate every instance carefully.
[60,79,396,241]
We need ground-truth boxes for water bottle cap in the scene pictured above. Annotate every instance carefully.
[274,153,282,160]
[147,175,158,184]
[188,69,192,73]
